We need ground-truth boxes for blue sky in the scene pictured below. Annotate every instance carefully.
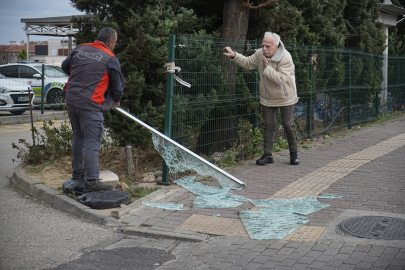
[0,0,85,44]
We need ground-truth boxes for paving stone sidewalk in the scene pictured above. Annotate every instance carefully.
[115,116,405,269]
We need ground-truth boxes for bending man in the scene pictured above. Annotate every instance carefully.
[223,31,300,166]
[62,27,124,191]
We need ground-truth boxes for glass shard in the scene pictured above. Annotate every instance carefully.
[252,197,330,215]
[240,209,309,240]
[317,194,343,199]
[175,176,249,209]
[143,202,183,211]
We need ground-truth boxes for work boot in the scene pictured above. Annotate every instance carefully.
[83,179,113,192]
[256,154,274,165]
[72,169,84,181]
[290,151,300,165]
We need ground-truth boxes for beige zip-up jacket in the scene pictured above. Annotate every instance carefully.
[231,41,299,107]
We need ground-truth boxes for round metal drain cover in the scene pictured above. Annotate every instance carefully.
[339,216,405,240]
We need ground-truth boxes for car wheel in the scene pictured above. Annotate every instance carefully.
[47,88,64,108]
[11,110,26,115]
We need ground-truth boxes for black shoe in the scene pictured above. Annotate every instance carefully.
[290,151,300,165]
[256,154,274,165]
[83,179,113,192]
[72,169,84,180]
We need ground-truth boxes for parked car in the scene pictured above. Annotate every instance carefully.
[0,63,68,105]
[0,73,34,115]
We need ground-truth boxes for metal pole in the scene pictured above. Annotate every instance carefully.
[348,49,352,129]
[306,46,313,139]
[28,87,35,146]
[161,34,176,184]
[375,54,380,118]
[41,64,45,114]
[397,54,400,110]
[113,106,245,187]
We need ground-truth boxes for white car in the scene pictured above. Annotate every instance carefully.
[0,63,68,105]
[0,73,34,115]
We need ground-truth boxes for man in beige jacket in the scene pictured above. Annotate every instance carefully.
[223,31,300,165]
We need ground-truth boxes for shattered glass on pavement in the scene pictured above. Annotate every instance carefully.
[151,133,243,188]
[176,177,250,209]
[252,197,330,215]
[143,202,183,211]
[240,209,309,240]
[149,129,343,239]
[240,196,341,239]
[143,174,342,239]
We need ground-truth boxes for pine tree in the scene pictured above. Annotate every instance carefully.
[70,0,214,148]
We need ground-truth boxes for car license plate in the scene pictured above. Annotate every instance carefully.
[18,96,30,102]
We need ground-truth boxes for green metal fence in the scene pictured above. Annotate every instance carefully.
[162,34,405,180]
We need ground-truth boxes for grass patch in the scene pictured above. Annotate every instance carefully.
[126,187,160,202]
[25,161,53,173]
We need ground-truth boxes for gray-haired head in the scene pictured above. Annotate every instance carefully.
[96,27,117,44]
[264,32,280,46]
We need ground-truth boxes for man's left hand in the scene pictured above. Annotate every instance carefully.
[262,55,268,68]
[113,101,120,107]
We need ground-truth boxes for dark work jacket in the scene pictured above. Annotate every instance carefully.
[61,41,124,112]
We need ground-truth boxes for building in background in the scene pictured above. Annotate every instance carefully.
[30,38,76,66]
[0,41,38,65]
[0,39,74,66]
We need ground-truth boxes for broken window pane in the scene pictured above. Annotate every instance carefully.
[152,133,244,188]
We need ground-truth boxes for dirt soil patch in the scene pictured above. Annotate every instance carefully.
[23,147,164,192]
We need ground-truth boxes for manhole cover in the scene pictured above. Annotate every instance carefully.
[339,216,405,240]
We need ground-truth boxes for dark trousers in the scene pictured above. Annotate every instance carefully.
[262,104,298,154]
[67,105,104,180]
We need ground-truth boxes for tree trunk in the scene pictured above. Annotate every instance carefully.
[221,0,250,41]
[196,0,251,155]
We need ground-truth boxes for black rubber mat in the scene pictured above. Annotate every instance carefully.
[78,190,131,209]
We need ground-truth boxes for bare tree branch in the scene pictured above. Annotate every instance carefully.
[243,0,282,10]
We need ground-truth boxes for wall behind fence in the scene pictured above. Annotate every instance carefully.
[165,34,405,159]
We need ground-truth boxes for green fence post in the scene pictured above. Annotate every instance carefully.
[41,64,45,114]
[306,46,313,139]
[375,54,380,118]
[397,54,400,110]
[161,34,176,184]
[347,49,352,129]
[252,40,259,129]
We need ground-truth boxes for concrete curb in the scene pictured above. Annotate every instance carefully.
[11,164,207,242]
[12,164,123,228]
[120,227,207,242]
[0,111,66,125]
[111,187,182,218]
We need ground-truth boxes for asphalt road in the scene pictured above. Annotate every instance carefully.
[0,123,176,270]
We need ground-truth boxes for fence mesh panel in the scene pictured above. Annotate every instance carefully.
[168,34,405,159]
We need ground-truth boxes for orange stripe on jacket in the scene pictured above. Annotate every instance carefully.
[81,41,114,57]
[91,71,110,105]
